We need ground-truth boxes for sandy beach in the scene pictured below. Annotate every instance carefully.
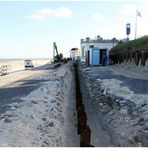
[0,59,51,73]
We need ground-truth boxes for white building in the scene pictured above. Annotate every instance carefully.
[70,48,80,60]
[80,35,119,62]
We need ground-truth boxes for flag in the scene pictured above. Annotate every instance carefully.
[136,10,142,17]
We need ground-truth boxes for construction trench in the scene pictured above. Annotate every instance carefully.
[74,64,94,147]
[0,61,147,146]
[74,63,112,147]
[72,62,148,147]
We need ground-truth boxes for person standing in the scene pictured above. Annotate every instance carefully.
[102,53,107,66]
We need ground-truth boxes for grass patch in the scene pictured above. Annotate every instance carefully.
[110,36,148,54]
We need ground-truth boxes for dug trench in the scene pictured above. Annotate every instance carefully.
[74,64,94,147]
[77,63,148,147]
[75,63,114,147]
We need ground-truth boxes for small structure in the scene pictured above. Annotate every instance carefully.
[70,48,80,61]
[85,46,108,66]
[80,35,119,63]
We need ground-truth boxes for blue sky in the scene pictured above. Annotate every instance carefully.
[0,0,148,59]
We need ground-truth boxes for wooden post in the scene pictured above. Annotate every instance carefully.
[135,51,139,66]
[141,50,145,66]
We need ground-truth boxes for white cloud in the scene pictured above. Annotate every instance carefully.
[54,7,73,18]
[35,8,53,17]
[27,7,73,20]
[27,15,45,20]
[120,5,137,16]
[91,13,106,21]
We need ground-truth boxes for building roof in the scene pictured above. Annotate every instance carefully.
[81,35,120,44]
[71,48,79,51]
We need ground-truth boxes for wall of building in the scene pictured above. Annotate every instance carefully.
[70,48,80,60]
[80,36,119,62]
[81,42,118,62]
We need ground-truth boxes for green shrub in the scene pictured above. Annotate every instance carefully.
[110,35,148,54]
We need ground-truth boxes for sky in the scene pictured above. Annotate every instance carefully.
[0,0,148,59]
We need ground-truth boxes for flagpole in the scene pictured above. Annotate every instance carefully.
[135,10,137,39]
[53,42,55,62]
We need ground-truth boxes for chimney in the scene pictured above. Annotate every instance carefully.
[81,39,84,43]
[86,37,90,42]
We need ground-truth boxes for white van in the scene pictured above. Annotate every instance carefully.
[24,60,34,68]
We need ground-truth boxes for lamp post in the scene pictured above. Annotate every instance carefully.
[126,23,131,41]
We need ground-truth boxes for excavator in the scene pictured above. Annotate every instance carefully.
[53,42,61,62]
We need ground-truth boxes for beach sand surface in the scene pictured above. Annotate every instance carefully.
[0,59,51,73]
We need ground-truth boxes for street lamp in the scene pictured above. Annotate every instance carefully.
[126,23,131,41]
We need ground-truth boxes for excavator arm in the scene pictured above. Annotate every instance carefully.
[53,42,60,61]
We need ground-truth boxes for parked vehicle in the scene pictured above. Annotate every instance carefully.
[24,60,34,68]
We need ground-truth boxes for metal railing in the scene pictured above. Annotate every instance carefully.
[0,65,11,76]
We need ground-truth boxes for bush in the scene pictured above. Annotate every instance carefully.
[110,35,148,54]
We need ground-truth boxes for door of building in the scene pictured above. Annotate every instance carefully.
[100,49,107,64]
[92,48,99,65]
